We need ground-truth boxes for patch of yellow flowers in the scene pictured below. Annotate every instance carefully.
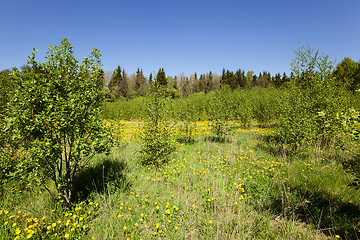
[0,201,99,239]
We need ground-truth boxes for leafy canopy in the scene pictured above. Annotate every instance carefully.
[8,38,112,202]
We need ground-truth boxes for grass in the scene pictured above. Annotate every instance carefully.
[1,121,360,239]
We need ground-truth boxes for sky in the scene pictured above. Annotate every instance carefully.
[1,0,360,77]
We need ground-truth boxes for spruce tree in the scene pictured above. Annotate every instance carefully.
[156,68,167,86]
[108,65,128,98]
[149,73,153,84]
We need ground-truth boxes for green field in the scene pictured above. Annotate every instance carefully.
[1,120,360,239]
[1,40,360,239]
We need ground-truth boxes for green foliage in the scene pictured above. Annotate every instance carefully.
[251,87,281,126]
[0,69,18,188]
[139,83,175,166]
[340,108,360,142]
[277,44,351,149]
[101,97,147,120]
[100,88,286,126]
[5,39,112,203]
[208,90,234,142]
[108,65,128,99]
[231,91,254,128]
[0,69,16,115]
[155,68,167,86]
[333,57,360,93]
[290,43,336,89]
[175,98,196,144]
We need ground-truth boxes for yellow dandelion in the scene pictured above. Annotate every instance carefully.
[64,233,69,238]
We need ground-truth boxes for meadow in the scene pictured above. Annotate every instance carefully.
[2,40,360,240]
[1,117,360,239]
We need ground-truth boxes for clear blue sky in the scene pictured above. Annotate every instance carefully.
[1,0,360,77]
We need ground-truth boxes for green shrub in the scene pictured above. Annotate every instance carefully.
[277,44,352,149]
[5,39,112,203]
[208,89,234,142]
[139,84,175,166]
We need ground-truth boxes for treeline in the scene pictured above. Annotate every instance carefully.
[101,56,360,101]
[104,67,292,100]
[1,56,360,106]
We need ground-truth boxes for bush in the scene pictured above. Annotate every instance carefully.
[139,84,175,166]
[5,39,112,203]
[208,89,234,142]
[277,44,352,149]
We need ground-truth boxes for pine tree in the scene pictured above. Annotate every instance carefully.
[221,68,227,87]
[273,73,282,88]
[205,71,213,93]
[149,73,153,84]
[108,65,128,98]
[252,74,257,87]
[191,73,199,93]
[199,74,206,92]
[235,69,246,89]
[135,68,147,96]
[156,68,167,86]
[108,65,121,91]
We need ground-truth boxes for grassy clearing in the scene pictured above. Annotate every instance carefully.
[1,122,360,239]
